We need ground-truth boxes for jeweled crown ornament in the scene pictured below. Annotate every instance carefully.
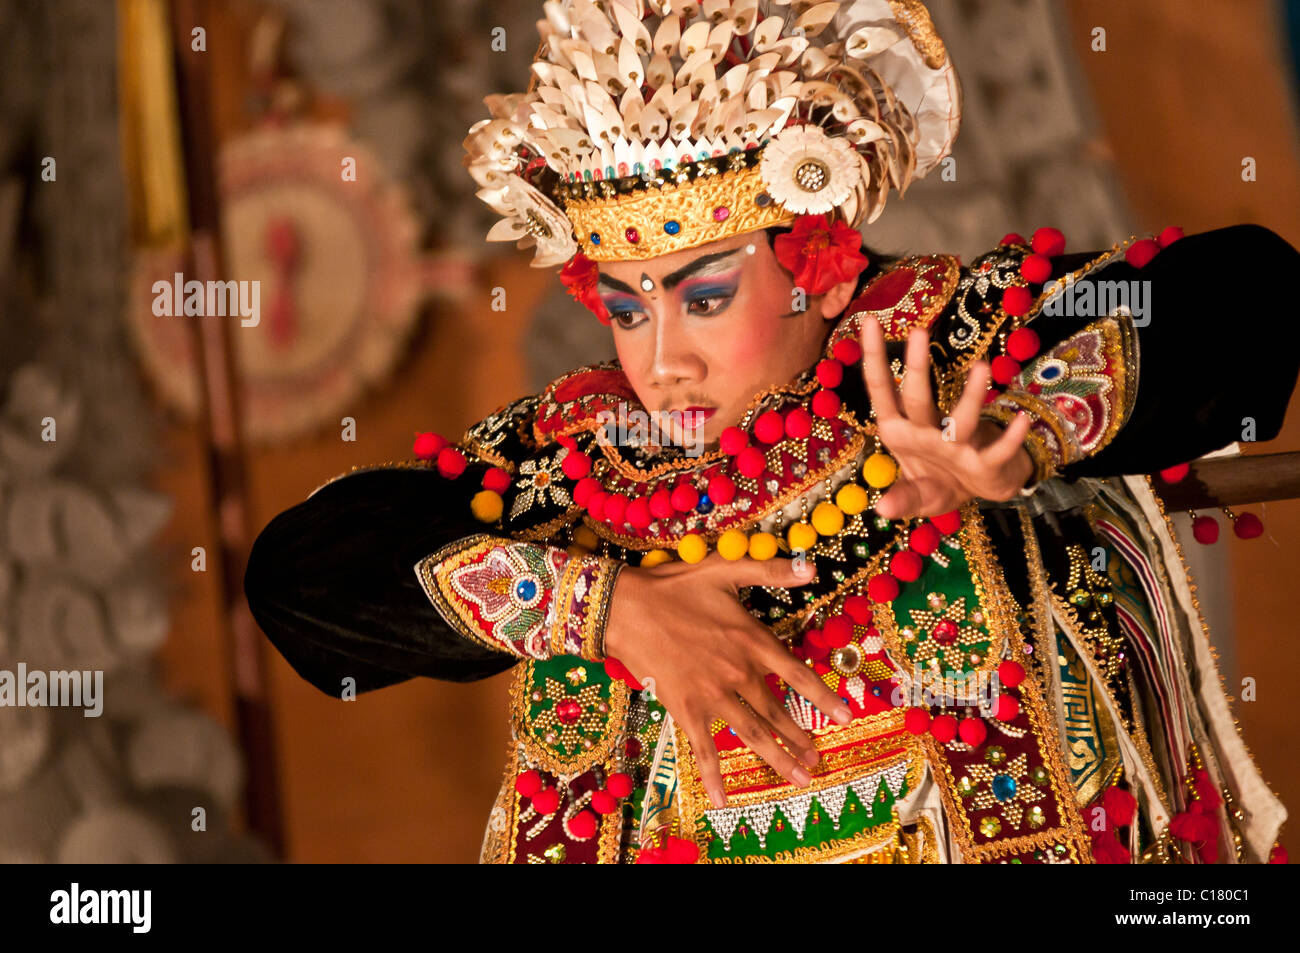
[464,0,961,266]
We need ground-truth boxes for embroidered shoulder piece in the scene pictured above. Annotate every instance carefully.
[980,315,1137,481]
[416,534,623,662]
[532,362,642,445]
[829,253,961,349]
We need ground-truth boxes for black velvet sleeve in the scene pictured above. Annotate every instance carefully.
[1047,224,1300,478]
[244,464,518,698]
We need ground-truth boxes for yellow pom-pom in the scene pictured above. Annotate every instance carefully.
[717,529,749,561]
[863,452,898,489]
[748,532,778,561]
[677,533,708,564]
[787,521,818,552]
[640,548,672,567]
[471,490,503,522]
[573,525,599,549]
[811,501,844,536]
[836,483,868,515]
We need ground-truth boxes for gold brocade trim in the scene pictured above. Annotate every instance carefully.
[838,254,962,343]
[771,536,897,640]
[582,560,623,661]
[705,816,905,864]
[921,506,1094,864]
[509,659,631,779]
[1057,637,1122,807]
[888,0,949,68]
[564,162,797,262]
[548,558,584,657]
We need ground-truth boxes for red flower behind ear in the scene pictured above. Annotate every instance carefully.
[559,251,611,325]
[773,213,870,296]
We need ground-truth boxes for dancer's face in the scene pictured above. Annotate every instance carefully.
[598,231,858,450]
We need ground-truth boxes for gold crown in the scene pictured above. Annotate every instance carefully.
[556,151,797,262]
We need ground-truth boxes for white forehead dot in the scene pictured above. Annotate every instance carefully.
[640,276,655,291]
[745,243,756,255]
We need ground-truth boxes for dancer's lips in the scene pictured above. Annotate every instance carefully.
[679,406,716,429]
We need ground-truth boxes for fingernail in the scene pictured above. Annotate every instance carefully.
[793,767,812,786]
[834,707,852,724]
[794,560,813,576]
[707,784,726,808]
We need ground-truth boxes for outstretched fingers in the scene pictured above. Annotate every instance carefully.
[860,317,904,425]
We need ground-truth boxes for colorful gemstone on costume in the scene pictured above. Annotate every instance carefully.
[992,774,1017,801]
[625,227,640,243]
[664,220,681,234]
[556,699,583,725]
[712,205,730,221]
[590,232,601,244]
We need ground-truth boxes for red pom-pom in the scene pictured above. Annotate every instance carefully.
[931,510,962,535]
[816,359,844,388]
[1102,785,1137,828]
[1005,327,1040,362]
[784,407,813,440]
[998,659,1026,688]
[958,717,987,747]
[561,451,592,480]
[1192,515,1220,545]
[603,493,628,526]
[802,629,830,660]
[843,594,873,624]
[904,707,931,735]
[983,389,999,406]
[1159,463,1190,483]
[1233,512,1264,539]
[909,523,941,556]
[649,485,674,520]
[1020,254,1052,284]
[823,614,854,648]
[1158,225,1184,248]
[626,496,652,529]
[832,338,862,364]
[635,846,665,864]
[606,772,634,798]
[991,355,1022,386]
[736,446,766,478]
[515,769,543,798]
[1000,232,1027,247]
[707,472,736,505]
[867,572,900,603]
[930,713,958,743]
[412,431,446,460]
[720,426,749,456]
[436,447,466,479]
[994,693,1020,722]
[1001,285,1032,317]
[663,836,699,864]
[591,790,619,815]
[890,550,924,583]
[1125,238,1160,269]
[556,434,577,451]
[670,482,699,513]
[585,490,609,521]
[1031,226,1066,257]
[532,786,560,815]
[483,467,512,494]
[1270,843,1289,864]
[812,389,842,418]
[754,410,785,444]
[568,809,598,839]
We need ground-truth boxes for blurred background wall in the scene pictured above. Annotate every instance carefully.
[2,0,1297,862]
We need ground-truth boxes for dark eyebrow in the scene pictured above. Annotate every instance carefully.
[596,247,744,296]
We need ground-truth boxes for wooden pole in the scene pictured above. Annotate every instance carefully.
[167,0,285,856]
[1153,451,1300,510]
